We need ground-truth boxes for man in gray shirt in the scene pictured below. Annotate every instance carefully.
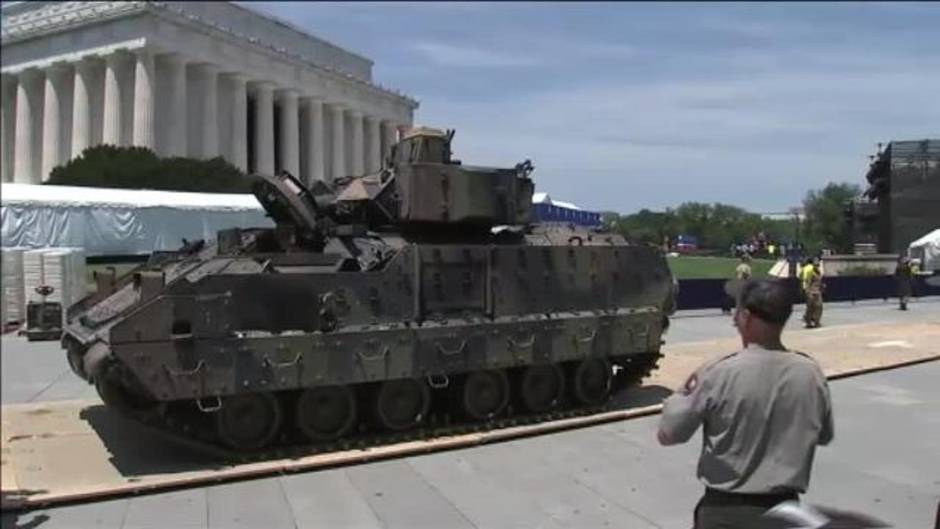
[658,279,834,529]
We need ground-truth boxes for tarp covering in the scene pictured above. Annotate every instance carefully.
[531,191,601,227]
[1,184,273,256]
[908,227,940,273]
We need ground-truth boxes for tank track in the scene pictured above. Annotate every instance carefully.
[98,353,663,462]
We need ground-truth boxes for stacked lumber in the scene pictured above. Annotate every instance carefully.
[2,247,27,324]
[18,247,88,328]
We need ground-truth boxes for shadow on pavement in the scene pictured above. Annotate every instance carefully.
[1,489,50,529]
[610,384,672,409]
[79,405,225,477]
[0,512,50,529]
[56,383,673,494]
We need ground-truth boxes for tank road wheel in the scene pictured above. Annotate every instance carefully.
[67,347,86,378]
[295,386,358,442]
[461,370,510,421]
[572,358,613,405]
[95,376,157,419]
[519,364,565,413]
[94,360,157,418]
[375,379,430,431]
[63,337,87,379]
[216,392,283,451]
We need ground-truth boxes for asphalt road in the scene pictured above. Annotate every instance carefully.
[2,298,938,529]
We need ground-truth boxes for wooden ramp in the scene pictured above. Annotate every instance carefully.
[3,321,938,510]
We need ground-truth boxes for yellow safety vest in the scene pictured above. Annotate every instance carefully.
[801,264,814,291]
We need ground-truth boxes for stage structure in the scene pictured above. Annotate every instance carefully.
[850,139,940,254]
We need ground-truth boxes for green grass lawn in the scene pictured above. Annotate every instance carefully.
[667,255,776,279]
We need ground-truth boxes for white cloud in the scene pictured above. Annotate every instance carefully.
[418,65,940,213]
[574,42,636,58]
[518,35,637,59]
[407,33,635,70]
[410,41,541,68]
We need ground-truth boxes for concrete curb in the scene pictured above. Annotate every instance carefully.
[824,352,940,381]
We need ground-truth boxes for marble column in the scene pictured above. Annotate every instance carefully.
[381,120,398,163]
[71,60,94,158]
[348,110,364,176]
[41,65,69,180]
[216,74,233,162]
[1,76,15,182]
[13,69,42,183]
[328,103,345,180]
[228,74,248,171]
[118,54,135,147]
[102,53,127,146]
[88,62,105,147]
[193,64,219,159]
[252,82,275,175]
[301,98,324,183]
[277,89,299,176]
[132,49,156,149]
[163,54,187,157]
[365,116,381,173]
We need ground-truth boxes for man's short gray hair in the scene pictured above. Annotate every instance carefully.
[735,279,794,326]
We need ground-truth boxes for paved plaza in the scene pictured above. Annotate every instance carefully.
[2,298,938,529]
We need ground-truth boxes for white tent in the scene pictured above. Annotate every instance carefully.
[908,228,940,273]
[1,183,273,256]
[532,192,582,210]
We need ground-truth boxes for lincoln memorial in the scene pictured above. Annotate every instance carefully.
[0,1,417,186]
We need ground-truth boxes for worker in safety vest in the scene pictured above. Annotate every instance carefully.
[801,259,824,328]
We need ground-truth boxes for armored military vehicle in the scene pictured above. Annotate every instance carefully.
[62,127,676,451]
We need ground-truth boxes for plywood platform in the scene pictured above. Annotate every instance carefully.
[3,321,938,510]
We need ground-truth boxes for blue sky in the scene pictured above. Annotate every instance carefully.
[246,2,939,215]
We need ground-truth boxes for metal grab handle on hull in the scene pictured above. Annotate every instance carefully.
[196,395,222,413]
[262,353,303,368]
[357,346,390,361]
[163,360,205,377]
[427,373,450,389]
[435,340,467,356]
[575,329,597,343]
[507,335,535,350]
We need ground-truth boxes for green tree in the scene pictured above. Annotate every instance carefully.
[801,182,861,253]
[606,201,801,254]
[609,208,678,246]
[699,203,763,251]
[762,217,799,246]
[674,202,711,243]
[46,145,253,193]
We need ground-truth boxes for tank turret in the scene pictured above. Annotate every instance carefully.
[392,127,534,228]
